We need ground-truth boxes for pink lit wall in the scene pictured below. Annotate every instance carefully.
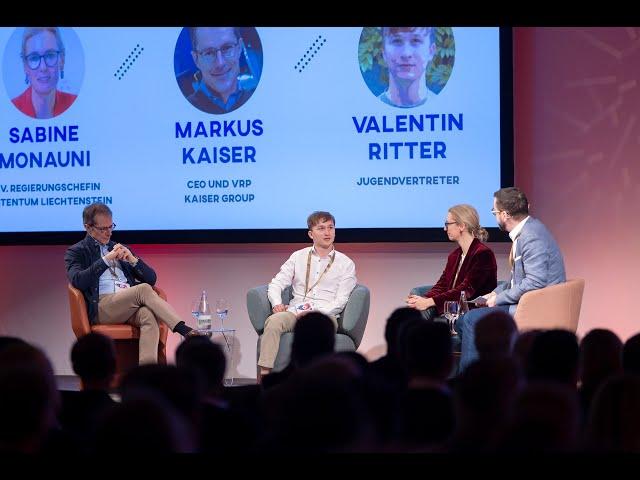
[0,27,637,378]
[514,27,640,340]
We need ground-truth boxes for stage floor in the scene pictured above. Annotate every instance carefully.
[55,375,257,391]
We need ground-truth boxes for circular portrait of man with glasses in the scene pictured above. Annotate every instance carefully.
[3,27,84,119]
[174,27,263,115]
[358,27,455,109]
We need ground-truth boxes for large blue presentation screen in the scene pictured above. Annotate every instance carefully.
[0,27,508,240]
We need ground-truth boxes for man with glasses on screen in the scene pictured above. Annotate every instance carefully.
[64,203,203,365]
[257,211,357,380]
[454,187,566,371]
[187,27,253,114]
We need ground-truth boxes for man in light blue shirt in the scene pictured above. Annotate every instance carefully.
[97,241,129,295]
[65,203,204,365]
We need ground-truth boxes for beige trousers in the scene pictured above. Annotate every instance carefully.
[258,311,337,369]
[97,283,182,365]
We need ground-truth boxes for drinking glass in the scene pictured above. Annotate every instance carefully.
[216,298,229,328]
[443,300,460,335]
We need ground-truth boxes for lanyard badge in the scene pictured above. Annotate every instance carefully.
[303,248,336,300]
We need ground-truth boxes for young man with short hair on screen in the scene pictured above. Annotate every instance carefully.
[379,26,436,108]
[258,211,357,379]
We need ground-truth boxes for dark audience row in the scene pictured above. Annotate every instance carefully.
[2,307,640,453]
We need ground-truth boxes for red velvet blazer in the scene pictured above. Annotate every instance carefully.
[12,86,77,118]
[425,238,497,314]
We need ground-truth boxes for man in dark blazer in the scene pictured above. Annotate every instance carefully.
[64,203,202,364]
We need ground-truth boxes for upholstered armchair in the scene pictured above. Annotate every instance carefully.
[247,284,370,373]
[410,279,585,333]
[67,283,169,383]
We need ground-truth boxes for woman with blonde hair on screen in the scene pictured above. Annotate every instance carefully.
[12,27,77,119]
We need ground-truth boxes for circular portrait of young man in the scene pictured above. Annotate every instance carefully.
[358,27,455,108]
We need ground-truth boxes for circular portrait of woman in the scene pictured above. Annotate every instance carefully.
[3,27,84,119]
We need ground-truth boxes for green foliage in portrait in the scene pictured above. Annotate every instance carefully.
[358,27,455,95]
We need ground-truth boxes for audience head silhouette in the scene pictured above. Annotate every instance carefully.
[0,342,60,452]
[474,310,517,359]
[622,333,640,375]
[290,311,336,368]
[526,329,579,387]
[71,332,116,390]
[176,336,226,397]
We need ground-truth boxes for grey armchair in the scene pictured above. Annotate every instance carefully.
[247,284,370,372]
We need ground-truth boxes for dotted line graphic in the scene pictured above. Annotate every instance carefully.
[294,35,326,73]
[114,44,144,80]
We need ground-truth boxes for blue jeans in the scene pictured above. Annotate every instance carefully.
[454,305,512,372]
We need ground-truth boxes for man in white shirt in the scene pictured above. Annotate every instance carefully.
[258,211,357,377]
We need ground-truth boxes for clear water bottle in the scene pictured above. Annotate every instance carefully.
[460,290,469,315]
[196,290,212,336]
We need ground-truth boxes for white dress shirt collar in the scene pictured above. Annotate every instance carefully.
[311,244,335,258]
[509,215,530,241]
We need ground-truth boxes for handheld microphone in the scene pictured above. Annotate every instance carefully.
[467,297,488,306]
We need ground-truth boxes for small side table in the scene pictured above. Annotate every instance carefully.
[195,327,236,386]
